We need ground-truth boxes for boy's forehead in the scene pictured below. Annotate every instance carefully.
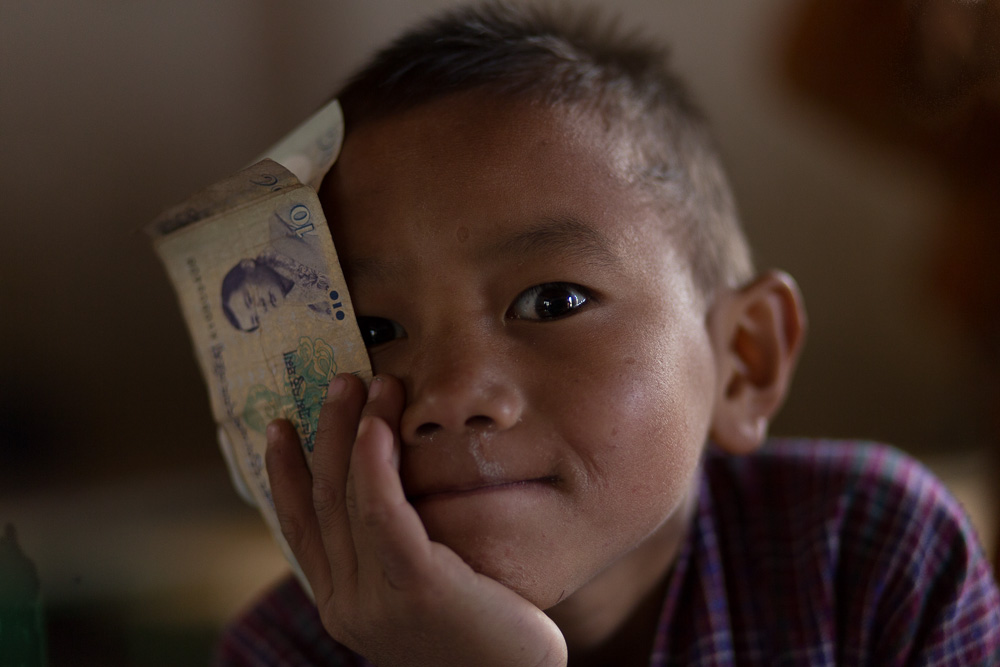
[324,91,688,283]
[333,91,631,200]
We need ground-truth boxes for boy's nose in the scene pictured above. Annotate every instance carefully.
[399,336,524,443]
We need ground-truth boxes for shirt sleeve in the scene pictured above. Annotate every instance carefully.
[213,575,369,667]
[836,447,1000,666]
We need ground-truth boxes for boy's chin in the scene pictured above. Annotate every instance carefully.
[451,539,586,610]
[476,561,573,609]
[415,484,583,606]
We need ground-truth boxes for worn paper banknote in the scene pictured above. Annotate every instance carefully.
[148,100,370,585]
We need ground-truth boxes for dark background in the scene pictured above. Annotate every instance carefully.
[1,1,995,664]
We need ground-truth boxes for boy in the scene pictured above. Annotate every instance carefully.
[216,3,1000,665]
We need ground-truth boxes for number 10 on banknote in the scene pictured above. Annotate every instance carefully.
[147,103,371,586]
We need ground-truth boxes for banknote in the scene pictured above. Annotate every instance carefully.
[149,99,344,238]
[249,98,344,191]
[148,153,371,589]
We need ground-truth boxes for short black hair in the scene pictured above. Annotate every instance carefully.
[335,1,753,295]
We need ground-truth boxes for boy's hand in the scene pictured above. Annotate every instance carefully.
[266,373,568,667]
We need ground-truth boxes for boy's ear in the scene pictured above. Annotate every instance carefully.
[707,270,806,455]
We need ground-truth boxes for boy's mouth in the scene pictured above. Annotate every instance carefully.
[405,475,559,504]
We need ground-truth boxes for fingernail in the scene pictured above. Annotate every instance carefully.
[329,374,347,398]
[367,376,384,401]
[357,415,373,439]
[266,421,281,442]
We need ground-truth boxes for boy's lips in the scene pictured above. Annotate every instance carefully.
[405,475,559,504]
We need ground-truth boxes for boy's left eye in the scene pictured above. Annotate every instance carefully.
[506,282,591,321]
[356,315,407,348]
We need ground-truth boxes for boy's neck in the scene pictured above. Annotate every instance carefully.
[546,484,697,666]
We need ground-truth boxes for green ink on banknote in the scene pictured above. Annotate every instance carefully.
[242,385,294,435]
[241,336,338,452]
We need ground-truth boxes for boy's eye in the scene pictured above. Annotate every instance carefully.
[507,282,590,321]
[356,316,407,348]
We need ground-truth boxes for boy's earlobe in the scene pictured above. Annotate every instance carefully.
[707,270,806,454]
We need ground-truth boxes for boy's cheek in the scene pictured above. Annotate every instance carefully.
[390,320,710,608]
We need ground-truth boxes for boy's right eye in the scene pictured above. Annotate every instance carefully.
[356,316,407,348]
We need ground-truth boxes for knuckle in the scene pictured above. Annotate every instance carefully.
[317,606,349,645]
[316,593,341,629]
[312,475,348,520]
[344,488,359,517]
[317,597,369,656]
[314,415,340,444]
[360,504,392,531]
[273,507,308,550]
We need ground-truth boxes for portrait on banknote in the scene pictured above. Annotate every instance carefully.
[221,213,337,332]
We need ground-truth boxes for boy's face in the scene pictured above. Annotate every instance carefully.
[323,92,719,609]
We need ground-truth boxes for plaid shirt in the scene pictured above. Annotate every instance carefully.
[215,440,1000,666]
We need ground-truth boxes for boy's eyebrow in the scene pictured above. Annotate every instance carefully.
[480,215,621,268]
[342,215,621,283]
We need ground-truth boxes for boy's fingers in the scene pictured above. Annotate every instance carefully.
[349,413,433,591]
[310,373,368,590]
[357,375,406,433]
[265,419,333,597]
[346,375,432,588]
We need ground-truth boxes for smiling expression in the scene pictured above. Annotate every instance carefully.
[322,91,721,609]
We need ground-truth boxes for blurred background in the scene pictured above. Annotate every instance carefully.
[1,0,997,664]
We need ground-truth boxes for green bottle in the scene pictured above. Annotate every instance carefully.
[0,524,46,667]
